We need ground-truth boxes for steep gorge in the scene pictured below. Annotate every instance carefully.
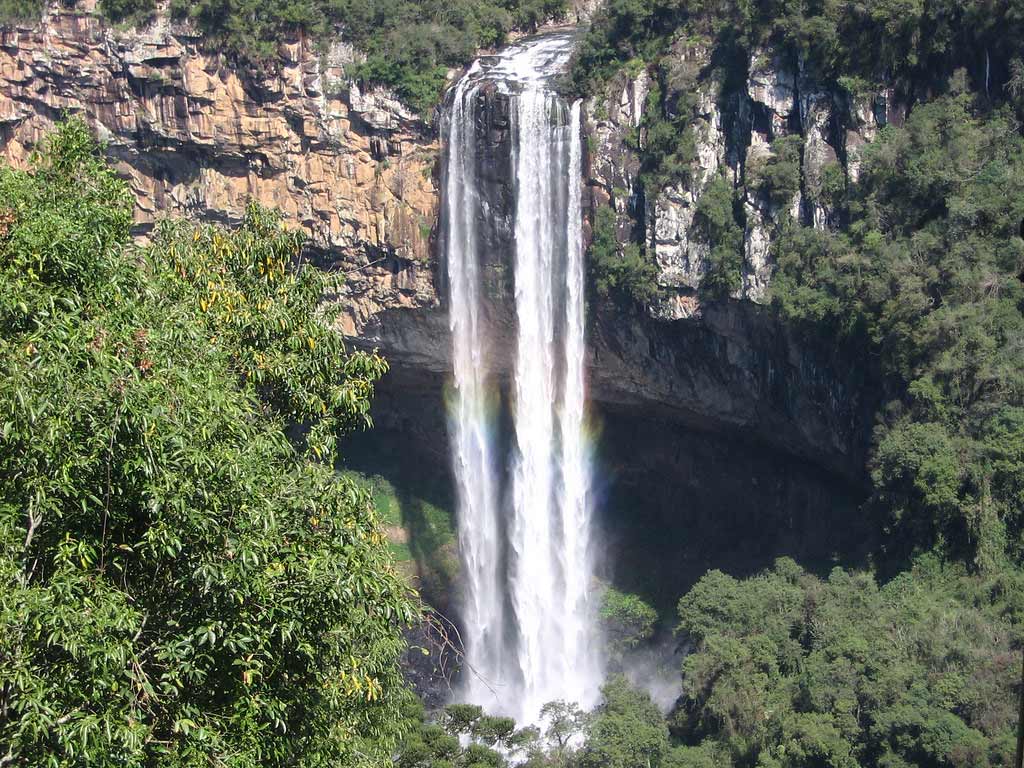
[0,4,879,607]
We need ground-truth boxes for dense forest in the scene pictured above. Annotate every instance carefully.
[392,558,1022,767]
[2,0,1024,765]
[570,1,1024,764]
[576,0,1024,567]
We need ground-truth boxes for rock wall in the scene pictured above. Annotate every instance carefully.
[355,56,876,489]
[585,40,906,317]
[0,0,441,335]
[0,13,881,578]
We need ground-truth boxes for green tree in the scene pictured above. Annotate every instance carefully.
[395,700,513,768]
[0,120,417,766]
[770,90,1024,566]
[694,175,744,298]
[600,586,658,664]
[579,678,671,768]
[748,135,804,210]
[588,206,660,305]
[672,558,1022,767]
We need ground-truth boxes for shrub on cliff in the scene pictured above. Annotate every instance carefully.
[693,175,744,298]
[0,120,417,765]
[588,206,661,306]
[599,586,658,664]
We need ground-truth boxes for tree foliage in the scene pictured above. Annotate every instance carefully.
[578,677,671,768]
[395,700,523,768]
[576,0,1024,571]
[599,586,657,664]
[770,89,1024,567]
[0,120,417,766]
[571,0,1024,102]
[746,135,804,210]
[672,557,1023,768]
[587,206,661,306]
[693,175,745,297]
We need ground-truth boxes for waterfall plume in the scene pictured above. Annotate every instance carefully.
[442,31,602,725]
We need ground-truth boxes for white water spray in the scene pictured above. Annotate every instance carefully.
[443,75,506,705]
[442,32,602,724]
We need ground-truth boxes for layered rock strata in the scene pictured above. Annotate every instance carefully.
[0,0,440,335]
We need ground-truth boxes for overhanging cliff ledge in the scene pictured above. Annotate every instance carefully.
[0,9,877,585]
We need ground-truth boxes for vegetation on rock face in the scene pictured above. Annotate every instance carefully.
[577,0,1024,570]
[0,0,43,22]
[572,7,1024,765]
[632,79,697,194]
[599,586,658,664]
[693,175,744,297]
[587,205,661,306]
[771,88,1024,570]
[746,135,803,211]
[0,0,569,113]
[0,120,417,765]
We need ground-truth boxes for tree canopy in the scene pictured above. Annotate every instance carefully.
[770,89,1024,570]
[0,120,417,766]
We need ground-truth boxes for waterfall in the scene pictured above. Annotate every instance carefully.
[444,75,506,705]
[442,32,601,725]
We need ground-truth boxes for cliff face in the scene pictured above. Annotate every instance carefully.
[585,42,905,315]
[357,47,881,485]
[0,0,440,335]
[0,14,881,585]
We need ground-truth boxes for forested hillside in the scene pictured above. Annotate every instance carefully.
[574,0,1024,570]
[557,2,1024,765]
[393,558,1023,767]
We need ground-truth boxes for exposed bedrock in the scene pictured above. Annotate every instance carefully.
[345,73,879,603]
[1,11,883,594]
[0,0,440,337]
[350,73,876,487]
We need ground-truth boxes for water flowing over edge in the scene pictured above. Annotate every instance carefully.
[443,75,507,707]
[442,33,603,725]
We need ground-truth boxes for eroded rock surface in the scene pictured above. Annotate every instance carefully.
[583,41,904,314]
[1,12,882,518]
[0,0,441,335]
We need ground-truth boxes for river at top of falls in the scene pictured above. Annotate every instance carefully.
[441,28,603,726]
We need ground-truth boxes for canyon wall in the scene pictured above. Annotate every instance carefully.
[0,0,440,336]
[0,10,884,594]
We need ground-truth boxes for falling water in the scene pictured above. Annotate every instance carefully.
[443,74,506,705]
[442,32,602,724]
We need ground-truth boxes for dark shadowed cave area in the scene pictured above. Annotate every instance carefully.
[340,360,872,617]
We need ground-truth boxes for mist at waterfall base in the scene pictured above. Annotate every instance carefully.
[441,32,604,726]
